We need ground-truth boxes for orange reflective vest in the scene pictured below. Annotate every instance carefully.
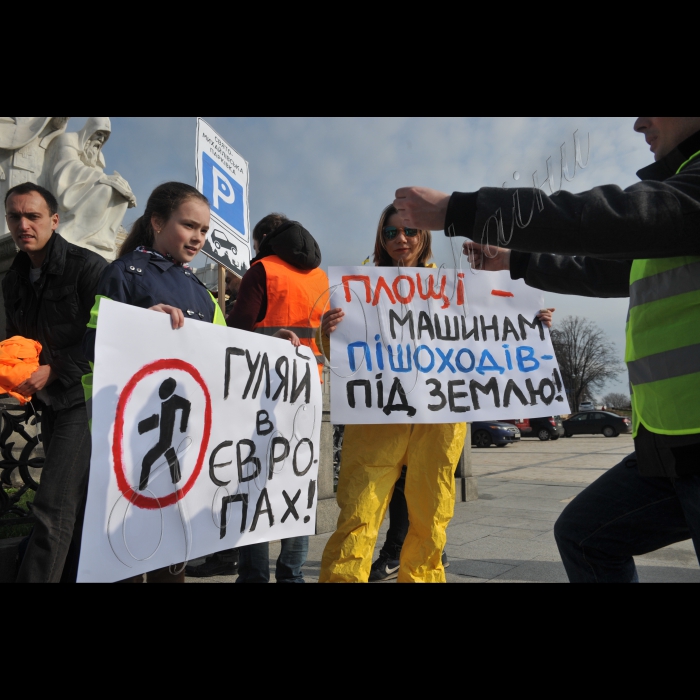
[253,256,329,379]
[0,336,42,404]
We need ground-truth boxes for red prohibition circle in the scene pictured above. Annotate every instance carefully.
[112,359,212,510]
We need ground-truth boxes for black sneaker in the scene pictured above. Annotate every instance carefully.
[442,551,449,569]
[369,553,400,582]
[186,550,239,578]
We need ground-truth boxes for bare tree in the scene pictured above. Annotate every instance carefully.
[550,316,624,412]
[602,392,631,409]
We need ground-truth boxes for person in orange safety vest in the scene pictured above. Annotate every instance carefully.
[186,214,328,581]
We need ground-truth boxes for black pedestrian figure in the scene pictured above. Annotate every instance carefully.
[137,378,191,491]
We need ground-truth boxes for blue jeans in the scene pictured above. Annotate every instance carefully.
[236,536,309,583]
[554,453,700,583]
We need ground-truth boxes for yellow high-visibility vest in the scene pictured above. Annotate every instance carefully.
[626,150,700,436]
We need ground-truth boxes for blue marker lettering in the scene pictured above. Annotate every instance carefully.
[374,334,384,370]
[348,342,372,372]
[516,346,540,372]
[435,348,456,374]
[455,348,475,373]
[503,344,513,371]
[388,345,412,373]
[414,345,435,373]
[476,349,506,375]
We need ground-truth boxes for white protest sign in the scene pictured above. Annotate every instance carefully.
[329,267,570,424]
[78,300,321,583]
[195,118,251,278]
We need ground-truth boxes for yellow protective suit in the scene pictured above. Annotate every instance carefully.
[319,422,466,583]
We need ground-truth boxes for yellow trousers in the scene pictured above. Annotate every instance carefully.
[319,422,467,583]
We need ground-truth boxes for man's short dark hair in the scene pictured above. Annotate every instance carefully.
[5,182,59,217]
[253,213,289,244]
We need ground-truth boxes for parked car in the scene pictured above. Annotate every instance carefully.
[579,401,595,411]
[562,411,632,438]
[503,417,564,441]
[471,421,520,448]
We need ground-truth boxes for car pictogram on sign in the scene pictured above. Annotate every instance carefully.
[212,229,238,258]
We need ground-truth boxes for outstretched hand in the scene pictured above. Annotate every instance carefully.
[393,187,450,230]
[274,329,301,347]
[322,308,345,335]
[463,241,511,271]
[149,304,185,329]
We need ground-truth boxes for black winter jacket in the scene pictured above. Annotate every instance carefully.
[446,129,700,478]
[82,248,221,364]
[2,232,107,410]
[447,130,700,260]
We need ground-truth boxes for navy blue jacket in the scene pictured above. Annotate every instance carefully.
[82,249,223,362]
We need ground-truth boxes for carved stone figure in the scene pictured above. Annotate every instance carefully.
[0,117,69,234]
[45,117,136,260]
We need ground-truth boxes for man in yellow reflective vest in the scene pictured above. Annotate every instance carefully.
[394,117,700,583]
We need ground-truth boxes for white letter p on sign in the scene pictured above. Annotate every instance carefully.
[212,167,235,210]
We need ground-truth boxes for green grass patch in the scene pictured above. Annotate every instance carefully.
[1,488,35,540]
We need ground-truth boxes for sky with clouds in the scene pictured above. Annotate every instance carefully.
[78,116,654,399]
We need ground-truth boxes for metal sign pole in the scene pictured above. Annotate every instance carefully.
[218,264,226,316]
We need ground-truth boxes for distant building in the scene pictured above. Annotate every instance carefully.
[192,261,219,291]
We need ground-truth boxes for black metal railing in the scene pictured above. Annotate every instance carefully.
[0,400,44,528]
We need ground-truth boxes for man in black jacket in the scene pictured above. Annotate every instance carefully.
[393,117,700,582]
[4,182,107,583]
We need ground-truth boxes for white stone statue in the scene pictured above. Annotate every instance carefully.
[45,117,136,260]
[0,117,70,234]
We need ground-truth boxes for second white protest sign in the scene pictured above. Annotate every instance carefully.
[329,267,570,424]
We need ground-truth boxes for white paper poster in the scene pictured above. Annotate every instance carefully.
[78,300,321,583]
[329,267,570,424]
[195,118,251,278]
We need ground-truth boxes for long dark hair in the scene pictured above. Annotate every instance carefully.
[373,204,432,267]
[119,182,209,258]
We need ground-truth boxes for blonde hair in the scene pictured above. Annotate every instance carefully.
[372,204,432,267]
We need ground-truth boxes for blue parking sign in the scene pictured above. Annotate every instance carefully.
[202,151,246,238]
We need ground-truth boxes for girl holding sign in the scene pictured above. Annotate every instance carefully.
[82,182,299,583]
[319,205,468,584]
[84,182,300,358]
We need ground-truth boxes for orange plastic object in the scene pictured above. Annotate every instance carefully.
[0,336,42,404]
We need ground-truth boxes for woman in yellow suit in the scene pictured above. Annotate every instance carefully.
[319,205,467,583]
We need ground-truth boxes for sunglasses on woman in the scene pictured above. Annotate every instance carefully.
[383,226,420,241]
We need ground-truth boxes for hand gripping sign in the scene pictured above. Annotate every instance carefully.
[78,300,321,583]
[329,268,570,424]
